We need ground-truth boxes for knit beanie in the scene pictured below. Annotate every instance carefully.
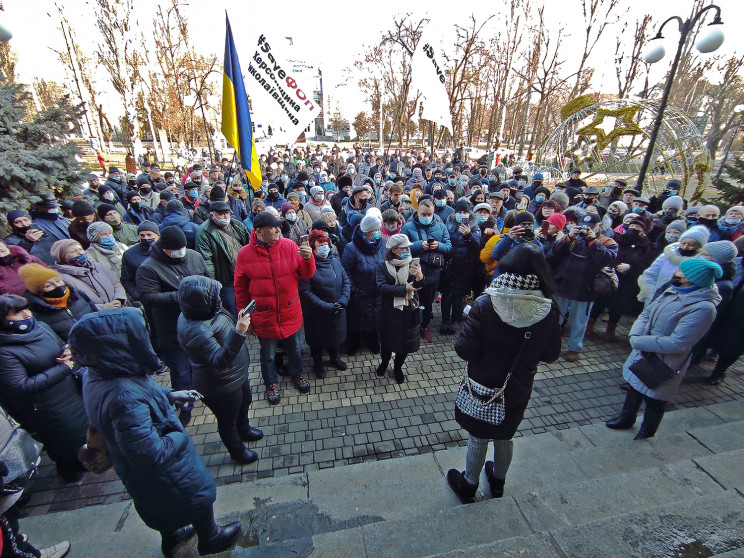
[310,185,324,196]
[514,211,535,226]
[308,229,330,249]
[662,195,685,212]
[549,191,569,210]
[71,200,95,217]
[97,203,117,219]
[86,221,113,242]
[666,220,687,233]
[547,213,567,230]
[166,199,184,214]
[49,239,79,264]
[680,225,709,247]
[210,187,226,201]
[453,199,471,213]
[679,258,722,287]
[608,200,628,214]
[360,213,382,233]
[159,226,187,250]
[159,190,175,202]
[7,209,30,224]
[126,190,141,203]
[280,202,295,216]
[18,263,60,295]
[137,221,160,235]
[703,240,737,265]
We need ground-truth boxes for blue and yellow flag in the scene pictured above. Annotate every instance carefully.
[221,15,261,190]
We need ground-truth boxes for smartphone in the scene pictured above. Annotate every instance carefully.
[427,237,436,244]
[411,257,420,266]
[540,221,550,235]
[300,234,310,246]
[240,300,256,317]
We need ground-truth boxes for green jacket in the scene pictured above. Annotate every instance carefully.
[112,222,140,247]
[195,218,249,285]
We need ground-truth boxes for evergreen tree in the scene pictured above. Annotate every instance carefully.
[0,73,86,215]
[712,156,744,208]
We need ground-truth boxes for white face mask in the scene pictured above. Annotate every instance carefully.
[285,213,297,222]
[169,247,187,259]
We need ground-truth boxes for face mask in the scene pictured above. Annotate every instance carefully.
[316,245,330,258]
[389,174,395,180]
[372,231,381,240]
[435,200,446,208]
[285,213,297,222]
[69,254,89,267]
[98,236,116,249]
[448,178,455,185]
[308,181,315,187]
[678,248,697,257]
[565,225,574,232]
[535,195,545,203]
[663,209,677,217]
[725,217,742,225]
[44,285,67,299]
[399,249,411,260]
[105,214,122,226]
[140,237,155,249]
[385,223,398,233]
[296,193,306,202]
[632,207,645,214]
[130,202,141,211]
[4,316,35,333]
[347,168,355,175]
[213,216,231,227]
[476,215,488,224]
[625,228,640,239]
[188,189,198,199]
[169,247,187,259]
[140,187,152,195]
[698,217,717,227]
[670,275,684,287]
[420,216,433,226]
[281,175,288,182]
[665,233,680,243]
[268,192,279,201]
[103,192,115,201]
[455,214,466,223]
[48,207,59,214]
[668,190,678,196]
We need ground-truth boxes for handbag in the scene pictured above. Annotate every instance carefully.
[456,331,531,426]
[593,266,619,296]
[414,225,446,269]
[0,410,42,485]
[629,352,678,388]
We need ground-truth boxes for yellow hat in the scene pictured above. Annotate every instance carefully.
[18,263,60,295]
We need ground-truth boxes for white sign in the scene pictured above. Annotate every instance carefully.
[411,25,453,134]
[244,32,318,145]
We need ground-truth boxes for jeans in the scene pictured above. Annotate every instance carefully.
[202,380,253,454]
[159,347,192,391]
[464,436,514,486]
[554,295,594,352]
[258,330,303,386]
[220,284,238,320]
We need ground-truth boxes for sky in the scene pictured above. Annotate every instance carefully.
[3,0,744,127]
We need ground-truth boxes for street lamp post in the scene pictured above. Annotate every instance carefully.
[715,104,744,180]
[636,4,725,193]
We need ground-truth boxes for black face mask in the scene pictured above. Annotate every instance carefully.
[625,228,640,239]
[140,238,155,249]
[670,275,684,287]
[697,217,717,228]
[678,248,697,257]
[140,187,152,195]
[43,285,67,299]
[0,254,14,266]
[268,192,279,201]
[13,225,30,236]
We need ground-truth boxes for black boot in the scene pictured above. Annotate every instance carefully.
[346,334,359,356]
[368,333,380,354]
[197,521,241,556]
[393,354,405,384]
[312,356,327,379]
[228,444,259,464]
[446,469,478,504]
[484,461,505,498]
[237,421,264,442]
[328,348,347,371]
[161,525,195,558]
[634,408,665,440]
[606,389,643,430]
[376,360,389,377]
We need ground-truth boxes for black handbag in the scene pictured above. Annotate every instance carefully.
[628,352,677,388]
[414,225,446,269]
[593,266,619,296]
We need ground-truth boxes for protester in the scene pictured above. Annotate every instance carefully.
[0,240,47,296]
[67,200,99,249]
[71,308,241,557]
[97,202,139,246]
[606,258,721,439]
[85,221,128,277]
[447,243,561,503]
[120,221,159,302]
[159,200,200,249]
[0,294,88,482]
[299,230,350,378]
[177,276,262,464]
[233,212,316,405]
[280,202,310,246]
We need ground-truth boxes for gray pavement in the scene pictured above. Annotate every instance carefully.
[20,309,744,517]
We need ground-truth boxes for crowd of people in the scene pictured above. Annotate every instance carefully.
[1,144,743,556]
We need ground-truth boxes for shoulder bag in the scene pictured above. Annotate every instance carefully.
[414,225,446,269]
[456,330,531,425]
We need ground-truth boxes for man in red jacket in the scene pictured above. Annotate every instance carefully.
[234,212,316,405]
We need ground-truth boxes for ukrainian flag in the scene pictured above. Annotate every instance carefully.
[221,15,262,190]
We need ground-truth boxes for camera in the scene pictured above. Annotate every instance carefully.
[522,228,535,242]
[577,226,588,236]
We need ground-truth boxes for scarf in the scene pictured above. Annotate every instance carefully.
[216,224,243,266]
[385,255,413,310]
[42,288,71,308]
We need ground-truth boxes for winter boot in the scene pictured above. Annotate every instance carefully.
[484,461,506,498]
[606,388,643,430]
[585,318,596,337]
[328,348,347,371]
[604,322,618,342]
[196,521,241,556]
[312,355,326,379]
[446,469,478,504]
[161,526,195,558]
[634,407,665,440]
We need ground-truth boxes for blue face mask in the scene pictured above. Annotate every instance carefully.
[316,245,330,258]
[3,316,35,334]
[448,178,455,185]
[476,215,488,224]
[69,254,89,267]
[435,200,446,208]
[399,249,411,260]
[420,216,433,226]
[455,214,466,223]
[188,189,198,199]
[632,206,645,214]
[372,231,382,240]
[98,236,115,249]
[535,195,545,203]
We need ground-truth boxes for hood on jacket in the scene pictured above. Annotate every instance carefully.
[69,307,160,377]
[485,285,553,328]
[178,275,221,320]
[658,282,722,308]
[663,242,690,266]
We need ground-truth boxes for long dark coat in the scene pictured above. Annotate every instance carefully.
[376,262,424,355]
[73,308,216,533]
[454,294,561,439]
[299,255,351,349]
[0,321,87,461]
[598,231,655,317]
[24,287,98,341]
[341,226,386,333]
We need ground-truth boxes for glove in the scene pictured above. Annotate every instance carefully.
[168,390,202,405]
[332,302,344,315]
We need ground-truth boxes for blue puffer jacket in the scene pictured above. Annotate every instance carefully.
[341,226,386,333]
[158,211,200,249]
[446,213,482,263]
[402,213,452,285]
[73,308,216,533]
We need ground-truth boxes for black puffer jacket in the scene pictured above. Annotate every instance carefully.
[177,276,250,399]
[299,255,351,349]
[136,242,212,345]
[24,287,98,341]
[0,321,87,461]
[376,261,424,355]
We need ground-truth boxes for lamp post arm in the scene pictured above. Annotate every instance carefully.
[655,16,685,38]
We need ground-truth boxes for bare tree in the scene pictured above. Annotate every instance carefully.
[614,15,652,99]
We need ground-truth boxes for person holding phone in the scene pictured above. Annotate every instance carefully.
[375,235,425,383]
[177,276,262,464]
[490,212,542,279]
